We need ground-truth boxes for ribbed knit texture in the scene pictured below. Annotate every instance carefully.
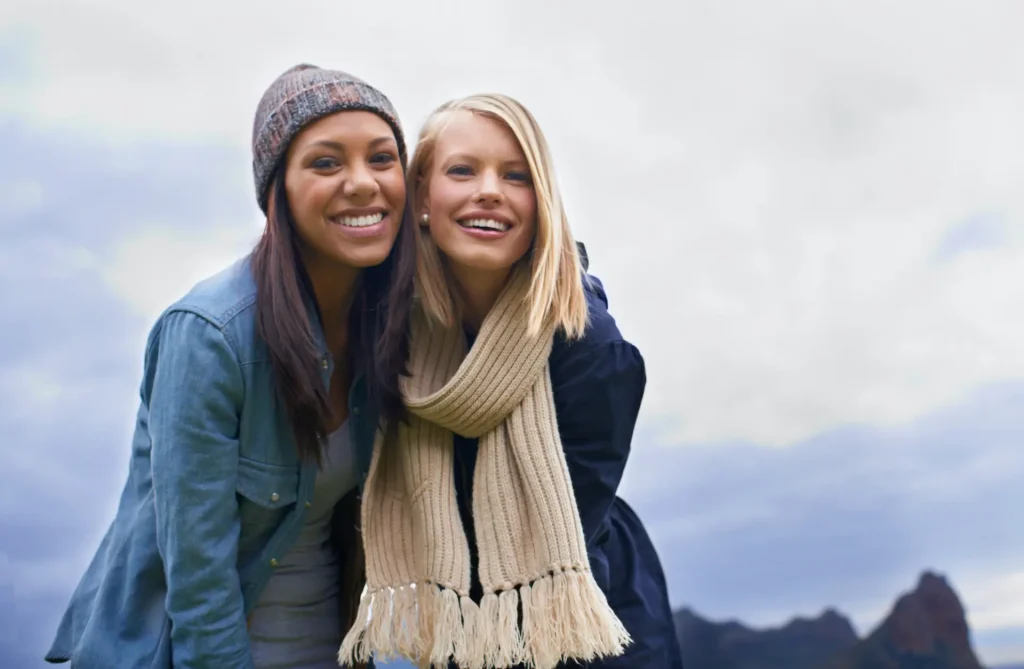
[338,266,631,669]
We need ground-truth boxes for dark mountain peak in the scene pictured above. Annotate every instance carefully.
[826,570,984,669]
[917,570,953,593]
[881,570,980,667]
[674,605,858,669]
[675,606,751,631]
[673,570,994,669]
[780,607,859,643]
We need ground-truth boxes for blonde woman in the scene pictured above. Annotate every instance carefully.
[338,95,683,669]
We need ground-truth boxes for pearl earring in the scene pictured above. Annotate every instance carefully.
[420,213,429,224]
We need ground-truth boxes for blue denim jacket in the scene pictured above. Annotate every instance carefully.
[45,256,378,668]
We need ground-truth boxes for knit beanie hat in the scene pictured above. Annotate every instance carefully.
[251,63,406,213]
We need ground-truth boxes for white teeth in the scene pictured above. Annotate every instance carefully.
[335,212,385,227]
[460,218,510,232]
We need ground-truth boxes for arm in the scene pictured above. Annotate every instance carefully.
[552,337,646,549]
[145,310,253,668]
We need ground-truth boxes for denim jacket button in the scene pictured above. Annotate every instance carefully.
[304,501,312,509]
[269,492,279,502]
[321,356,329,369]
[269,558,279,567]
[352,407,360,416]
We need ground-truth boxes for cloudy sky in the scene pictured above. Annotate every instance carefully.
[1,0,1022,666]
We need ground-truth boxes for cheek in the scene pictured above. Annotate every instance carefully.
[378,170,407,210]
[515,192,538,234]
[427,215,450,241]
[284,184,311,233]
[287,176,332,219]
[427,179,465,217]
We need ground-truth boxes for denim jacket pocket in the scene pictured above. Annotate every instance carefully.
[236,456,299,549]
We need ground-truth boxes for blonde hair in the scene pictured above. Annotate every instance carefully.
[409,93,588,339]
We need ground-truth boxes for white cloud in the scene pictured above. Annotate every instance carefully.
[0,178,44,219]
[976,637,1024,668]
[2,1,1023,445]
[964,570,1024,631]
[98,223,259,323]
[0,364,62,403]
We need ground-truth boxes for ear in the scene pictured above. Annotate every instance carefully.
[415,174,430,227]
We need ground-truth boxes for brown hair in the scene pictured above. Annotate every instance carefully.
[250,167,415,463]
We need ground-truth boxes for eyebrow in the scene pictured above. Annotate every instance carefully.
[307,136,396,152]
[443,152,477,164]
[442,152,528,167]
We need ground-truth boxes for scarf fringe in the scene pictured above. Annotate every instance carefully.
[338,569,631,668]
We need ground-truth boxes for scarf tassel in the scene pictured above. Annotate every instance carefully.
[339,568,630,668]
[337,588,373,665]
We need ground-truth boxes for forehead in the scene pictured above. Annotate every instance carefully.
[291,110,395,148]
[434,110,524,160]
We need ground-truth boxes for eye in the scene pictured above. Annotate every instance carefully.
[311,157,339,170]
[369,151,397,166]
[506,170,531,183]
[446,164,474,177]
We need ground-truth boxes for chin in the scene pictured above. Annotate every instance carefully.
[333,243,395,269]
[342,251,393,269]
[446,250,521,274]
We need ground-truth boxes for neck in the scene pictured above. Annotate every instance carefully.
[450,263,513,333]
[303,254,361,354]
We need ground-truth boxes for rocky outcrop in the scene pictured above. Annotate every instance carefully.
[825,571,985,669]
[674,571,991,669]
[674,605,859,669]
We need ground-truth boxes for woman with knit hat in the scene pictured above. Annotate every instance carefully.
[340,95,683,669]
[45,64,414,669]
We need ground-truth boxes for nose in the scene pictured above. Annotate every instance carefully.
[473,169,504,205]
[342,160,380,201]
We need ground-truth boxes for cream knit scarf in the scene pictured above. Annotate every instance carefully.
[338,266,630,669]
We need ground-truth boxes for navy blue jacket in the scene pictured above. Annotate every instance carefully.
[451,272,684,669]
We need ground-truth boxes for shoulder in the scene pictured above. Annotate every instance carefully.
[548,271,647,428]
[163,254,259,348]
[165,254,258,328]
[553,272,632,355]
[549,271,645,394]
[146,254,261,363]
[580,273,624,347]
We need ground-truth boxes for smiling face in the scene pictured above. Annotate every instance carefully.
[283,110,405,271]
[421,110,537,283]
